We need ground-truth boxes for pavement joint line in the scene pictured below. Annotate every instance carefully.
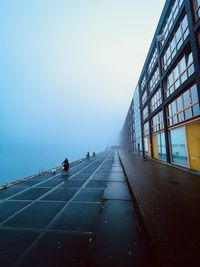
[34,200,68,203]
[103,198,131,202]
[5,199,68,204]
[84,187,105,189]
[35,186,81,189]
[71,201,101,204]
[107,181,127,183]
[77,187,106,190]
[0,226,92,235]
[5,200,33,203]
[0,153,108,227]
[13,152,112,267]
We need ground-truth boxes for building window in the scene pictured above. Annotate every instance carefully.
[162,15,189,71]
[158,132,167,160]
[143,121,150,136]
[142,90,147,105]
[142,105,149,120]
[193,0,200,20]
[148,48,158,75]
[150,88,162,112]
[143,121,150,156]
[149,67,160,93]
[167,84,200,126]
[140,76,146,92]
[152,111,164,133]
[153,132,167,161]
[165,51,194,98]
[170,126,188,166]
[161,0,184,47]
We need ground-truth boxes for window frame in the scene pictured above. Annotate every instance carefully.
[151,110,164,133]
[167,84,200,127]
[165,51,194,98]
[162,14,189,71]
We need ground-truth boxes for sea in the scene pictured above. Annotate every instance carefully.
[0,142,84,185]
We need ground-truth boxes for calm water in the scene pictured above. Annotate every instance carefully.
[0,142,85,185]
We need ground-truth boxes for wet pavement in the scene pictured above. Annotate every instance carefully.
[87,153,151,267]
[0,150,153,267]
[118,149,200,267]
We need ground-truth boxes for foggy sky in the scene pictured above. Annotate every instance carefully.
[0,0,165,164]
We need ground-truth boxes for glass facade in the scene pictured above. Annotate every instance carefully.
[161,0,184,47]
[167,84,200,126]
[142,90,147,105]
[152,111,164,133]
[133,86,142,155]
[162,15,189,71]
[142,105,149,120]
[140,76,146,92]
[148,48,158,75]
[165,51,194,97]
[144,137,149,154]
[143,121,150,156]
[158,132,167,160]
[150,88,162,112]
[170,126,188,166]
[144,121,150,136]
[149,67,160,93]
[121,0,200,171]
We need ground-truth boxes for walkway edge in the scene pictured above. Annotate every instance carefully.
[117,150,159,267]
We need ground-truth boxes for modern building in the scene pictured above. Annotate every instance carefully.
[121,0,200,172]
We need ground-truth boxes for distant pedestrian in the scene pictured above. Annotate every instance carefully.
[86,152,90,158]
[62,158,69,172]
[92,152,96,157]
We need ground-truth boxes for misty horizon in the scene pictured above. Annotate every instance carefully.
[0,0,165,183]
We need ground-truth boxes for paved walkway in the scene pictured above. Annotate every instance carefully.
[88,151,152,267]
[118,149,200,267]
[0,150,153,267]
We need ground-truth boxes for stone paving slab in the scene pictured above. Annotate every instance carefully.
[0,201,30,223]
[50,202,101,232]
[35,180,62,187]
[41,188,78,202]
[0,187,27,199]
[58,180,85,188]
[10,188,51,201]
[0,229,40,267]
[104,181,131,200]
[73,188,104,202]
[91,173,109,180]
[3,201,65,229]
[86,180,107,188]
[109,172,126,182]
[18,232,91,267]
